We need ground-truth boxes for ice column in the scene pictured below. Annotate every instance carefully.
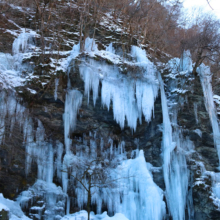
[198,64,220,165]
[158,73,190,220]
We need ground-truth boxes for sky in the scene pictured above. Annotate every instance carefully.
[183,0,220,18]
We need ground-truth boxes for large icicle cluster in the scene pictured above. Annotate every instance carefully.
[0,91,26,145]
[25,120,57,182]
[78,43,158,131]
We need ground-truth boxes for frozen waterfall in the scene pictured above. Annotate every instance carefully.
[158,72,193,220]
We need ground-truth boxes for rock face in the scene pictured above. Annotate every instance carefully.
[1,3,220,220]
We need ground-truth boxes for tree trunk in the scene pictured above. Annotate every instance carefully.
[87,186,91,220]
[192,49,203,75]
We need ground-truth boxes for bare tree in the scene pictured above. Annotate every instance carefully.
[180,12,220,75]
[62,139,127,220]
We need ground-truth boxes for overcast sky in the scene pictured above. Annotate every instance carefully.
[183,0,220,18]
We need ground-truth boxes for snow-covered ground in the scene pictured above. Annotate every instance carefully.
[61,211,128,220]
[0,194,30,220]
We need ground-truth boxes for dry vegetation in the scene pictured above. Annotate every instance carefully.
[0,0,220,75]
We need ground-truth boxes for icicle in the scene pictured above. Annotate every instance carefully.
[56,141,64,180]
[179,50,193,73]
[12,32,35,55]
[0,92,7,145]
[194,103,198,124]
[84,38,98,52]
[64,90,83,154]
[106,43,115,54]
[79,64,99,106]
[24,118,56,184]
[54,78,59,101]
[66,197,70,215]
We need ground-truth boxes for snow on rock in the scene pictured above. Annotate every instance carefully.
[211,173,220,211]
[213,94,220,115]
[0,53,26,89]
[194,129,202,138]
[0,194,30,220]
[26,88,37,94]
[0,202,9,212]
[17,180,66,220]
[0,31,37,89]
